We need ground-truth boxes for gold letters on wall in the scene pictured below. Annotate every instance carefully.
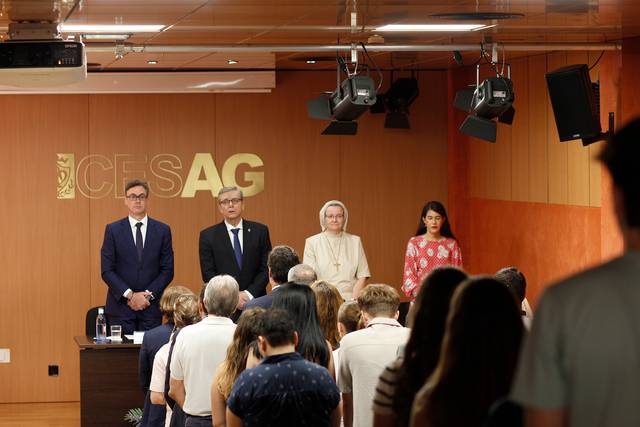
[56,152,265,199]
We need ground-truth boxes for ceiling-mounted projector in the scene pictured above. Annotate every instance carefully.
[0,22,86,88]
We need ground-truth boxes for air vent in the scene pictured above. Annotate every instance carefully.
[430,12,524,20]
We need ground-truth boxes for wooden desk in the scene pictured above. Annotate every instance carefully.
[74,336,144,426]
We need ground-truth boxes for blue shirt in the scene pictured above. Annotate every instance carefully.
[227,352,340,427]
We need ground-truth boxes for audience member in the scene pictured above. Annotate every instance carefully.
[272,283,335,376]
[410,277,524,427]
[511,118,640,427]
[373,267,468,427]
[311,280,344,350]
[244,245,299,310]
[169,275,239,426]
[149,293,201,427]
[337,300,363,338]
[210,307,265,427]
[226,309,341,427]
[288,263,318,285]
[140,285,191,427]
[495,267,532,329]
[339,284,410,427]
[245,339,263,369]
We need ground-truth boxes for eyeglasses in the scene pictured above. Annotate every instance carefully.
[126,194,147,201]
[219,198,243,207]
[325,214,344,220]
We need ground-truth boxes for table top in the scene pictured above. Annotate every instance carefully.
[74,335,141,349]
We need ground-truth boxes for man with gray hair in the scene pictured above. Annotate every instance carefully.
[288,263,318,285]
[199,186,272,313]
[169,275,238,426]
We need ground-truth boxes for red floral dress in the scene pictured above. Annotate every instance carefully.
[401,236,463,299]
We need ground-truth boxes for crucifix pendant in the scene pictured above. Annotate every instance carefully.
[334,262,341,270]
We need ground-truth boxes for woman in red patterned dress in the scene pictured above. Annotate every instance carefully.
[402,201,463,300]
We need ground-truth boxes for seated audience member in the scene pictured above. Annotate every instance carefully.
[198,285,207,317]
[511,118,640,427]
[272,283,335,377]
[410,277,524,427]
[149,293,201,427]
[311,280,344,350]
[244,245,299,310]
[226,309,341,427]
[288,263,318,285]
[339,284,410,427]
[245,339,263,369]
[210,307,265,427]
[337,300,363,338]
[495,267,532,329]
[168,275,239,426]
[140,285,191,427]
[373,267,468,427]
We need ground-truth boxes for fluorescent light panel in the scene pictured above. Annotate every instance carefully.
[61,24,165,33]
[376,24,486,32]
[82,34,131,40]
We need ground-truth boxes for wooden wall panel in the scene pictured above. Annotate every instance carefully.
[510,57,530,201]
[528,55,549,203]
[546,51,569,205]
[0,71,449,403]
[0,96,90,403]
[565,52,592,207]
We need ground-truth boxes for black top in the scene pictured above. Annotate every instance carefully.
[227,352,340,427]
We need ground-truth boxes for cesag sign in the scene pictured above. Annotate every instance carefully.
[56,153,265,199]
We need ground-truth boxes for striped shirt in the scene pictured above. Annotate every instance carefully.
[372,357,403,415]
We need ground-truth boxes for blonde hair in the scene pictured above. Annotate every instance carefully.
[159,285,191,319]
[311,281,344,350]
[173,293,200,328]
[319,200,349,231]
[338,300,362,334]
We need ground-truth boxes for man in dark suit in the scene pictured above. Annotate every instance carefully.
[244,245,299,310]
[199,186,272,311]
[101,179,174,334]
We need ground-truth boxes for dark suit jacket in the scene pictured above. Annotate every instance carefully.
[139,322,173,427]
[101,217,174,320]
[244,283,285,310]
[199,220,271,297]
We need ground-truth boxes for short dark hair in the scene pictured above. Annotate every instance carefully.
[259,309,296,348]
[125,179,149,195]
[495,267,527,303]
[599,118,640,227]
[268,246,300,284]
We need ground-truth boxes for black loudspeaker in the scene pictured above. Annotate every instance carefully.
[545,64,601,142]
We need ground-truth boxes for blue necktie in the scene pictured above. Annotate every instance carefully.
[231,228,242,269]
[135,222,143,260]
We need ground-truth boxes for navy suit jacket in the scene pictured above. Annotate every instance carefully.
[139,322,173,427]
[101,217,174,319]
[244,284,285,310]
[199,220,271,297]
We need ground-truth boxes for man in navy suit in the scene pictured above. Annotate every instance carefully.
[101,179,174,334]
[199,186,272,312]
[244,245,300,310]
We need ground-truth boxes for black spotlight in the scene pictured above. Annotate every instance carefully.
[371,77,419,129]
[455,73,515,143]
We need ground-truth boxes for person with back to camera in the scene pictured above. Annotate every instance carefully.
[402,201,462,301]
[304,200,371,300]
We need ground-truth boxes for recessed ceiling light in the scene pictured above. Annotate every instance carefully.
[147,60,158,65]
[227,59,239,65]
[375,24,486,32]
[306,59,317,64]
[60,24,165,33]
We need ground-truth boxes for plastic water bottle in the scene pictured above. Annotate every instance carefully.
[95,308,107,342]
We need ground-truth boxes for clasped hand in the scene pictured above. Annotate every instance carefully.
[127,291,152,311]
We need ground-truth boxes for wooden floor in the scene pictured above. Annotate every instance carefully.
[0,402,80,427]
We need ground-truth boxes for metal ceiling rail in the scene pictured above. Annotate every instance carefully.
[85,42,621,54]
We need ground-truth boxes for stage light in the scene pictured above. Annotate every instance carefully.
[307,51,380,135]
[454,66,515,142]
[371,77,419,129]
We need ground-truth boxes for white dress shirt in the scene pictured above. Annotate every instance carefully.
[224,218,243,252]
[123,215,148,298]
